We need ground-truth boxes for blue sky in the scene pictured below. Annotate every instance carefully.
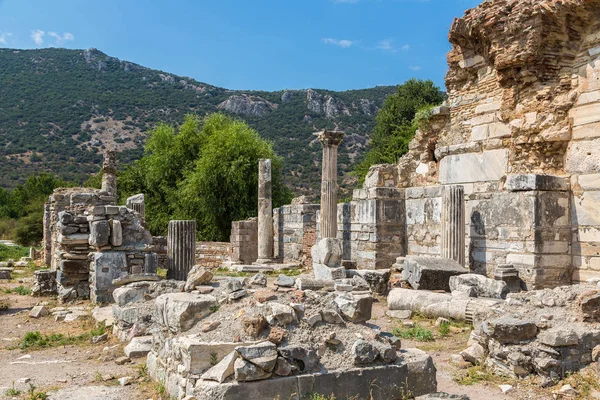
[0,0,481,91]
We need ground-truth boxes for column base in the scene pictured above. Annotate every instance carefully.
[253,258,277,265]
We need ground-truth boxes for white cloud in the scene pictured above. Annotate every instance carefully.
[0,32,12,45]
[409,65,422,71]
[48,31,75,44]
[322,38,355,48]
[376,39,410,53]
[31,29,45,46]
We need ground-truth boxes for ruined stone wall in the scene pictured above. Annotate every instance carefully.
[230,219,258,264]
[194,241,231,268]
[274,204,319,267]
[151,236,168,270]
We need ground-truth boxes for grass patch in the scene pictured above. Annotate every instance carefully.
[563,369,600,399]
[5,383,21,396]
[265,268,303,277]
[392,324,435,342]
[26,383,48,400]
[437,321,451,337]
[5,285,31,295]
[214,267,248,278]
[0,243,30,261]
[17,322,106,350]
[304,394,336,400]
[157,268,168,279]
[453,365,496,385]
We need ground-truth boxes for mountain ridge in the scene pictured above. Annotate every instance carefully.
[0,47,397,193]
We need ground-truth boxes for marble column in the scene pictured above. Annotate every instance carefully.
[441,185,465,266]
[101,149,117,198]
[167,220,196,281]
[126,193,146,219]
[42,202,52,266]
[316,130,344,239]
[256,159,274,263]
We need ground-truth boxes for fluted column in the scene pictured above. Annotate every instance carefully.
[316,130,344,238]
[101,149,117,198]
[256,159,274,263]
[167,220,196,280]
[126,194,146,219]
[441,185,465,266]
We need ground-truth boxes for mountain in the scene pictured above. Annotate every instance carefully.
[0,47,396,194]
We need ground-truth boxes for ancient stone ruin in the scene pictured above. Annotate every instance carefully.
[29,0,600,398]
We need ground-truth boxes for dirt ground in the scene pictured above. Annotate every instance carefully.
[0,273,598,400]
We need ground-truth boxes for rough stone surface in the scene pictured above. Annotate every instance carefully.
[334,293,373,322]
[202,351,239,383]
[236,341,278,372]
[155,293,217,333]
[352,340,379,364]
[402,256,468,291]
[124,335,153,358]
[449,274,508,299]
[184,265,213,292]
[482,317,538,344]
[278,345,319,373]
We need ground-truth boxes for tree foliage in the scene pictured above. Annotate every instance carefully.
[120,113,293,241]
[354,79,446,183]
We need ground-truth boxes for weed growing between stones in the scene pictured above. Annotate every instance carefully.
[4,285,31,295]
[137,363,149,378]
[16,322,107,350]
[209,351,219,366]
[562,369,600,399]
[392,325,434,342]
[5,382,21,396]
[453,365,496,385]
[437,321,451,337]
[26,383,48,400]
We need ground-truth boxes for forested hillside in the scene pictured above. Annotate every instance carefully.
[0,47,396,193]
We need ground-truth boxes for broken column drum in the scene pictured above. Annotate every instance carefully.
[441,185,465,266]
[126,194,146,219]
[256,159,274,263]
[167,220,196,281]
[101,149,117,198]
[317,130,344,239]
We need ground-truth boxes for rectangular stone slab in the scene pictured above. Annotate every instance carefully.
[401,256,467,291]
[193,348,436,400]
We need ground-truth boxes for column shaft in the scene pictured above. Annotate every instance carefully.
[257,159,273,262]
[167,220,196,280]
[441,185,465,266]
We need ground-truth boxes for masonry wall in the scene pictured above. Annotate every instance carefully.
[274,204,319,267]
[230,219,258,264]
[195,242,231,268]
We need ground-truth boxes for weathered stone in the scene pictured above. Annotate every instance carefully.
[112,273,160,287]
[229,289,247,300]
[0,268,11,280]
[538,327,579,347]
[233,358,272,382]
[449,274,508,299]
[124,335,152,358]
[274,357,293,376]
[201,321,221,333]
[441,185,465,266]
[347,269,390,294]
[236,341,278,372]
[29,305,49,318]
[167,220,196,281]
[274,274,295,287]
[155,293,217,333]
[110,220,123,247]
[334,293,373,322]
[482,317,537,344]
[242,315,268,338]
[295,278,335,291]
[580,291,600,322]
[223,278,244,293]
[268,303,297,325]
[89,220,110,248]
[256,159,274,263]
[416,394,470,400]
[267,327,286,345]
[402,256,468,291]
[311,238,343,268]
[378,345,398,363]
[278,345,319,372]
[316,130,344,238]
[352,339,379,364]
[202,351,238,383]
[439,149,508,185]
[321,309,344,324]
[313,262,346,281]
[112,284,150,306]
[184,265,213,292]
[248,273,267,287]
[386,310,412,320]
[114,356,131,365]
[305,312,322,327]
[460,343,485,365]
[504,174,568,192]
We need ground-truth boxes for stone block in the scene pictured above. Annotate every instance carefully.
[572,190,600,226]
[111,220,123,247]
[570,102,600,127]
[89,220,110,247]
[29,305,49,318]
[112,284,150,306]
[311,238,342,267]
[184,265,214,292]
[566,138,600,174]
[155,293,217,333]
[481,317,537,344]
[449,274,508,299]
[0,268,10,280]
[538,328,579,347]
[313,263,346,281]
[401,256,468,291]
[124,335,153,358]
[439,149,508,184]
[504,174,569,192]
[335,293,373,322]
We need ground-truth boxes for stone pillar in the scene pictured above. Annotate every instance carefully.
[101,149,117,198]
[256,159,274,263]
[42,202,52,266]
[316,130,344,239]
[441,185,465,266]
[126,194,145,219]
[167,220,196,281]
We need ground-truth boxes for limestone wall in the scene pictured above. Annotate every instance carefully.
[274,204,319,267]
[230,219,258,264]
[195,241,231,268]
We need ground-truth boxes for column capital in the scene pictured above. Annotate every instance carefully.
[314,130,344,147]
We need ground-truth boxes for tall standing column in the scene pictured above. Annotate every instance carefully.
[441,185,465,266]
[101,149,117,198]
[256,159,274,263]
[167,220,196,281]
[316,130,344,238]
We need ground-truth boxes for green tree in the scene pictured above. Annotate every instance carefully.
[354,79,446,183]
[120,113,293,240]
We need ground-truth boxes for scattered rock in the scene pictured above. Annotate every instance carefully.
[254,290,276,303]
[305,312,322,327]
[334,293,373,322]
[379,345,398,363]
[154,293,217,333]
[196,286,214,294]
[460,343,485,365]
[242,315,267,338]
[185,265,213,292]
[498,384,513,394]
[275,274,295,287]
[224,278,244,294]
[386,309,412,320]
[401,256,467,291]
[248,273,267,287]
[233,358,271,382]
[579,291,600,321]
[482,317,537,343]
[278,345,319,372]
[29,306,49,318]
[558,384,577,396]
[118,376,133,386]
[538,327,579,347]
[201,321,221,333]
[115,356,131,365]
[92,333,108,344]
[268,303,297,325]
[274,357,293,376]
[236,341,278,372]
[202,351,238,383]
[449,274,508,299]
[124,336,153,358]
[229,289,248,300]
[352,340,379,364]
[416,393,470,400]
[321,309,344,324]
[267,327,286,345]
